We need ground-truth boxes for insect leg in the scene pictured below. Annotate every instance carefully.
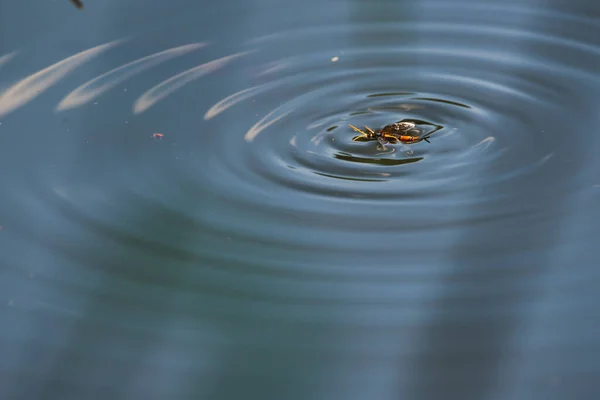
[363,126,377,139]
[348,124,368,136]
[377,136,389,146]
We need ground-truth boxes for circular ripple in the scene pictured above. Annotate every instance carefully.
[3,5,600,399]
[196,13,600,253]
[3,1,600,307]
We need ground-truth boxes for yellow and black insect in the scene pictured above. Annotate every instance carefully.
[349,121,431,146]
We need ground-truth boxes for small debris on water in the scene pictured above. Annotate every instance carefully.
[70,0,84,9]
[331,56,339,62]
[153,133,164,139]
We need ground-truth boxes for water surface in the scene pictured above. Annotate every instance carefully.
[1,0,599,399]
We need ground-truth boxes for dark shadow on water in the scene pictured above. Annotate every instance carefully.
[334,152,423,166]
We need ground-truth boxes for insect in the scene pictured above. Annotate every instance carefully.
[348,121,431,146]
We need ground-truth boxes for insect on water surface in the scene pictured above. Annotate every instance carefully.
[348,121,431,146]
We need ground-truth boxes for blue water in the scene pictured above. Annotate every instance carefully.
[1,0,599,398]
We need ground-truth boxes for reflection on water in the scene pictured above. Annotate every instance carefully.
[57,43,206,111]
[0,41,120,118]
[333,152,424,167]
[133,51,251,114]
[1,0,600,399]
[0,52,17,69]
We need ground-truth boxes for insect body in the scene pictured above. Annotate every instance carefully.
[349,121,431,146]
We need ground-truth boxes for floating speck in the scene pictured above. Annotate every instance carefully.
[153,133,164,139]
[331,56,339,62]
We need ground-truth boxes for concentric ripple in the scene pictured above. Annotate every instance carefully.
[2,2,600,398]
[198,14,599,245]
[0,1,597,286]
